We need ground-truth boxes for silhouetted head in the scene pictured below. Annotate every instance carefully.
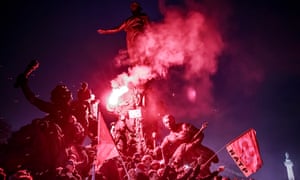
[77,82,91,101]
[130,1,142,13]
[51,85,72,105]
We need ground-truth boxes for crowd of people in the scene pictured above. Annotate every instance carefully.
[0,2,256,179]
[1,60,99,179]
[0,60,250,179]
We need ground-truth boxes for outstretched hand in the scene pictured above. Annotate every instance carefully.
[97,29,106,34]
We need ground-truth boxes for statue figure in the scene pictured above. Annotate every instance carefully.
[97,1,150,66]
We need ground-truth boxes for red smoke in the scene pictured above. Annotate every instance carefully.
[141,9,222,79]
[111,0,224,121]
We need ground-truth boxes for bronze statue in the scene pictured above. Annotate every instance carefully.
[97,1,150,66]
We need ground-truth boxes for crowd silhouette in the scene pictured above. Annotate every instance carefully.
[0,60,241,180]
[0,2,257,179]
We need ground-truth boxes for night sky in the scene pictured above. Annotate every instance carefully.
[1,0,299,179]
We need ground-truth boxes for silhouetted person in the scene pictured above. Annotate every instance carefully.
[15,60,85,146]
[97,1,150,66]
[71,82,98,142]
[56,160,82,180]
[72,82,92,130]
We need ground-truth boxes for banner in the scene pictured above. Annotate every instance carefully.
[226,128,263,177]
[96,107,119,165]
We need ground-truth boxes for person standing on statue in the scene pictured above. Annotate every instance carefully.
[97,1,150,66]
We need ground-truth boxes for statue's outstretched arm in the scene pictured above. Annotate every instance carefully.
[97,22,126,34]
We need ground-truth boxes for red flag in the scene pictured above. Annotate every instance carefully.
[96,109,119,165]
[226,128,263,177]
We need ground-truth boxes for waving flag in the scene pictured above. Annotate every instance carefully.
[226,128,263,177]
[96,107,120,165]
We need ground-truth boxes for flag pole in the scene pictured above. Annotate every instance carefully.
[97,103,101,145]
[202,144,227,168]
[119,156,130,179]
[91,102,102,180]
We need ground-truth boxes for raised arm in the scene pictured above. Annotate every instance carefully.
[192,121,208,140]
[15,60,53,113]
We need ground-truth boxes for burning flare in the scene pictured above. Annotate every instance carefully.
[107,86,129,111]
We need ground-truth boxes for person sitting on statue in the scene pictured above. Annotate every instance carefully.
[154,114,218,169]
[71,82,98,141]
[154,114,202,164]
[72,82,92,130]
[97,1,150,66]
[15,60,85,147]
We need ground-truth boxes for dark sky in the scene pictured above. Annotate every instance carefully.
[1,0,299,179]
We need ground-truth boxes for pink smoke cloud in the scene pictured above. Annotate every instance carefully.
[138,9,223,79]
[113,4,223,84]
[110,0,224,120]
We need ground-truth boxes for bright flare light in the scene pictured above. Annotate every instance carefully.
[107,86,129,110]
